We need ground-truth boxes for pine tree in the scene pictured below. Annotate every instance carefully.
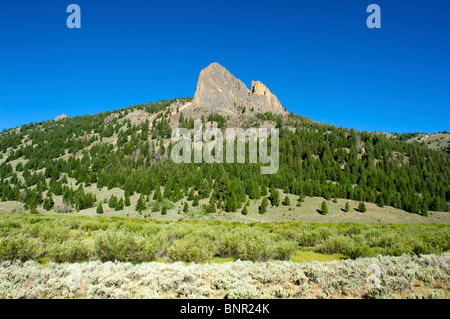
[192,195,199,207]
[183,202,189,213]
[320,201,328,215]
[225,191,237,212]
[43,194,54,211]
[242,205,248,215]
[153,187,162,201]
[97,202,104,214]
[108,195,117,209]
[269,186,280,207]
[377,194,385,208]
[135,195,146,213]
[421,201,429,217]
[431,196,441,212]
[161,205,167,215]
[358,201,366,213]
[409,195,420,214]
[282,196,291,206]
[344,202,350,212]
[124,194,131,207]
[115,198,124,211]
[260,184,268,197]
[259,197,269,214]
[187,189,194,201]
[208,197,217,213]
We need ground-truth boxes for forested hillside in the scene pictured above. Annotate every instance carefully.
[0,98,449,218]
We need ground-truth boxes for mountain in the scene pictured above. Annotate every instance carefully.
[0,63,449,221]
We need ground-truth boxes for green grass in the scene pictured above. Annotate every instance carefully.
[290,250,345,263]
[37,256,50,267]
[211,257,236,264]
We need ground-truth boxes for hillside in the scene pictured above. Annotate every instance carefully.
[0,63,449,223]
[400,132,450,152]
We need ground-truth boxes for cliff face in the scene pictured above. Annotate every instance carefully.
[189,63,286,121]
[249,81,285,114]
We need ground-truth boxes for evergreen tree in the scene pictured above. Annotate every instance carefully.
[260,184,268,197]
[161,205,167,215]
[259,197,269,214]
[187,189,195,201]
[377,194,385,208]
[192,195,199,207]
[183,202,189,213]
[97,203,104,214]
[225,191,237,212]
[208,197,217,213]
[282,196,291,206]
[124,194,131,207]
[108,195,118,209]
[135,195,146,213]
[115,198,124,211]
[269,186,280,207]
[242,205,248,215]
[421,201,429,217]
[320,201,328,215]
[358,201,367,213]
[344,202,350,212]
[43,194,54,211]
[153,188,162,201]
[409,195,420,214]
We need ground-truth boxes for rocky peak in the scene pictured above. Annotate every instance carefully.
[54,114,70,121]
[190,63,286,120]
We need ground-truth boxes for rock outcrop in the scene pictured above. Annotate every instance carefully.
[249,81,285,114]
[54,114,70,121]
[189,63,286,120]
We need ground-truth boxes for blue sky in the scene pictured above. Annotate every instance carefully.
[0,0,449,133]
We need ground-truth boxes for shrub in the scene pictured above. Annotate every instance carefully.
[94,230,156,263]
[274,240,298,260]
[237,235,274,262]
[0,234,41,261]
[48,239,93,263]
[168,237,215,263]
[316,236,354,255]
[297,229,321,247]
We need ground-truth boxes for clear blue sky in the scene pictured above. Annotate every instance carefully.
[0,0,449,133]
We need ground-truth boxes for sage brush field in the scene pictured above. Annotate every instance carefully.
[0,254,448,299]
[0,213,449,299]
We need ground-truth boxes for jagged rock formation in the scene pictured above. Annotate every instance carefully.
[188,63,286,121]
[249,81,285,114]
[54,114,70,121]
